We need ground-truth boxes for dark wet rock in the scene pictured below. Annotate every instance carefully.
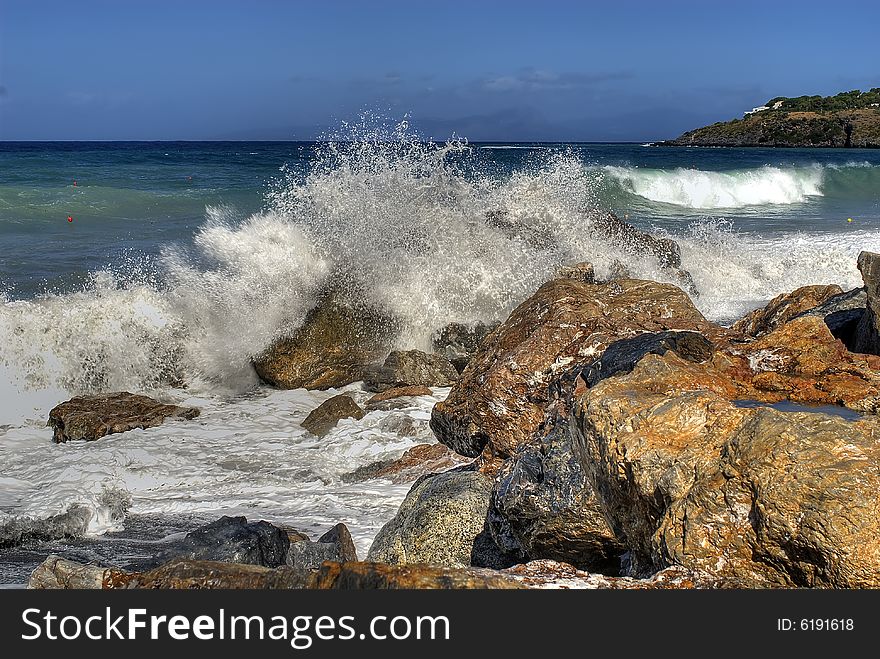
[155,516,290,568]
[485,209,557,250]
[853,251,880,354]
[343,443,472,484]
[589,211,697,295]
[557,261,596,284]
[287,523,358,568]
[48,392,199,443]
[253,292,398,390]
[364,385,433,411]
[301,395,365,437]
[489,421,624,573]
[430,277,718,463]
[363,350,459,393]
[796,287,866,347]
[732,284,844,337]
[367,468,508,568]
[0,506,94,548]
[432,321,500,373]
[575,330,714,387]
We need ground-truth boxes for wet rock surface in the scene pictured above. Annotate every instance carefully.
[853,250,880,354]
[155,516,290,568]
[344,443,471,484]
[363,350,459,392]
[732,284,844,337]
[253,292,398,390]
[48,392,199,443]
[301,394,365,437]
[433,321,500,373]
[287,523,359,568]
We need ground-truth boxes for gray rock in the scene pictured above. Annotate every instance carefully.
[852,251,880,354]
[489,421,624,573]
[432,322,499,373]
[363,350,459,392]
[367,468,510,568]
[155,516,289,568]
[287,523,359,569]
[301,395,365,437]
[575,330,713,388]
[796,287,866,348]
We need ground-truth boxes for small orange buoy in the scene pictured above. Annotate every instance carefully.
[67,215,73,222]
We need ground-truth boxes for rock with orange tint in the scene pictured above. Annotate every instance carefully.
[569,350,880,587]
[430,277,717,460]
[732,284,843,337]
[854,250,880,354]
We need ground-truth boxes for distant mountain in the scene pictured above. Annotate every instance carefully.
[663,89,880,147]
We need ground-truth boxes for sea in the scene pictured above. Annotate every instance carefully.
[2,123,880,586]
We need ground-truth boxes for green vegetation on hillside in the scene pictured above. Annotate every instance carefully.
[664,88,880,148]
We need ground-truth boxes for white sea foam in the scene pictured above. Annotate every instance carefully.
[604,164,825,208]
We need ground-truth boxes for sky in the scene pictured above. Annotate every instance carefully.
[1,0,878,141]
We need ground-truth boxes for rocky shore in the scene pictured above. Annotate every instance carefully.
[28,233,880,589]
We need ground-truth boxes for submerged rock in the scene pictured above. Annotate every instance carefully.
[432,321,500,373]
[364,385,433,411]
[732,284,844,337]
[0,506,94,548]
[343,443,471,484]
[430,277,717,462]
[155,516,290,568]
[363,350,459,392]
[301,394,365,437]
[47,392,199,443]
[253,292,398,390]
[367,468,508,568]
[287,523,359,569]
[853,250,880,354]
[569,349,880,587]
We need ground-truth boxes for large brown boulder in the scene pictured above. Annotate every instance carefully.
[732,284,843,337]
[430,277,718,462]
[47,392,199,443]
[253,293,398,390]
[569,349,880,587]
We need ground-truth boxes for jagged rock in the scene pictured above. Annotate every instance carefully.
[432,321,500,373]
[367,468,508,568]
[589,211,697,294]
[569,349,880,587]
[253,292,398,390]
[489,419,624,573]
[557,261,596,284]
[364,385,433,411]
[343,443,472,484]
[796,287,866,347]
[155,516,290,568]
[732,284,844,337]
[47,392,199,443]
[363,350,459,393]
[301,395,365,437]
[287,523,358,568]
[853,251,880,354]
[430,277,718,462]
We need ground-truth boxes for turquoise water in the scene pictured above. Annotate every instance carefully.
[2,141,879,299]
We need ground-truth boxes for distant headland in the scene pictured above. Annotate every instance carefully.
[663,89,880,148]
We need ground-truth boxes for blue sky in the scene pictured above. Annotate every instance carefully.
[1,0,878,141]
